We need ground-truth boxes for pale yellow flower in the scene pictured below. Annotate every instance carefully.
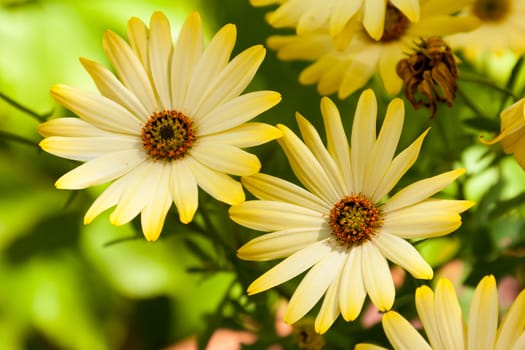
[447,0,525,59]
[39,12,282,241]
[267,0,479,98]
[250,0,420,41]
[229,89,473,333]
[355,275,525,350]
[481,97,525,170]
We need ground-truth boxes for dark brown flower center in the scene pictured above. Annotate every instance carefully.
[141,110,195,161]
[472,0,511,22]
[329,195,381,247]
[379,3,410,42]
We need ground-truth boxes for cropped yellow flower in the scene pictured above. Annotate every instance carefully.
[267,0,479,98]
[250,0,420,41]
[356,275,525,350]
[39,11,282,241]
[481,98,525,170]
[447,0,525,58]
[229,89,473,333]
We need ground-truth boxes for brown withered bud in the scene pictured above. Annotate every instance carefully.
[396,36,458,118]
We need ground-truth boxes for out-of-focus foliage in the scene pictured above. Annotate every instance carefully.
[1,0,524,349]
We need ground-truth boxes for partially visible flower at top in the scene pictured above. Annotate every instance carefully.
[38,11,282,241]
[447,0,525,59]
[355,275,525,350]
[481,97,525,170]
[396,36,458,118]
[229,89,474,333]
[267,0,479,99]
[249,0,420,42]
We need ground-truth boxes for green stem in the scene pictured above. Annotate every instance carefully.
[458,73,518,101]
[0,92,52,122]
[456,87,492,120]
[197,278,238,350]
[0,130,40,149]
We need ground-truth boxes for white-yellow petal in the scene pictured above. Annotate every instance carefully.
[468,275,498,350]
[80,58,149,122]
[127,16,149,69]
[141,162,172,241]
[373,232,433,279]
[416,285,446,350]
[84,175,129,224]
[50,85,142,135]
[241,173,330,213]
[190,143,260,176]
[382,311,432,350]
[171,11,203,109]
[391,0,420,22]
[186,157,245,205]
[372,129,429,202]
[103,30,157,113]
[315,268,343,334]
[247,239,333,295]
[435,278,466,349]
[183,23,236,115]
[40,135,141,161]
[192,45,266,119]
[109,161,158,226]
[196,91,281,135]
[296,112,347,196]
[237,227,331,261]
[362,0,386,41]
[339,247,367,321]
[55,149,144,189]
[382,210,462,239]
[285,247,346,325]
[278,124,340,205]
[148,11,173,110]
[384,168,466,212]
[495,289,525,350]
[363,97,404,196]
[169,160,198,224]
[199,122,282,148]
[321,96,352,190]
[361,243,394,311]
[38,118,111,138]
[229,200,325,232]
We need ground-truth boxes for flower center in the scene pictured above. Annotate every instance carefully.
[379,3,410,42]
[329,195,381,247]
[472,0,511,22]
[141,110,195,161]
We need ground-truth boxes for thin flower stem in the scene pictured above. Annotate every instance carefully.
[456,87,493,120]
[0,130,40,149]
[197,278,238,350]
[458,73,518,101]
[192,202,236,254]
[0,92,52,122]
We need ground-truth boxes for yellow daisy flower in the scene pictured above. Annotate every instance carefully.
[481,97,525,170]
[250,0,420,41]
[356,275,525,350]
[267,0,479,98]
[38,11,282,241]
[447,0,525,59]
[229,89,474,333]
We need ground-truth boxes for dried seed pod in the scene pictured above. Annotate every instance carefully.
[396,36,458,118]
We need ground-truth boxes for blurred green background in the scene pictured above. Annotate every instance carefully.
[1,0,525,349]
